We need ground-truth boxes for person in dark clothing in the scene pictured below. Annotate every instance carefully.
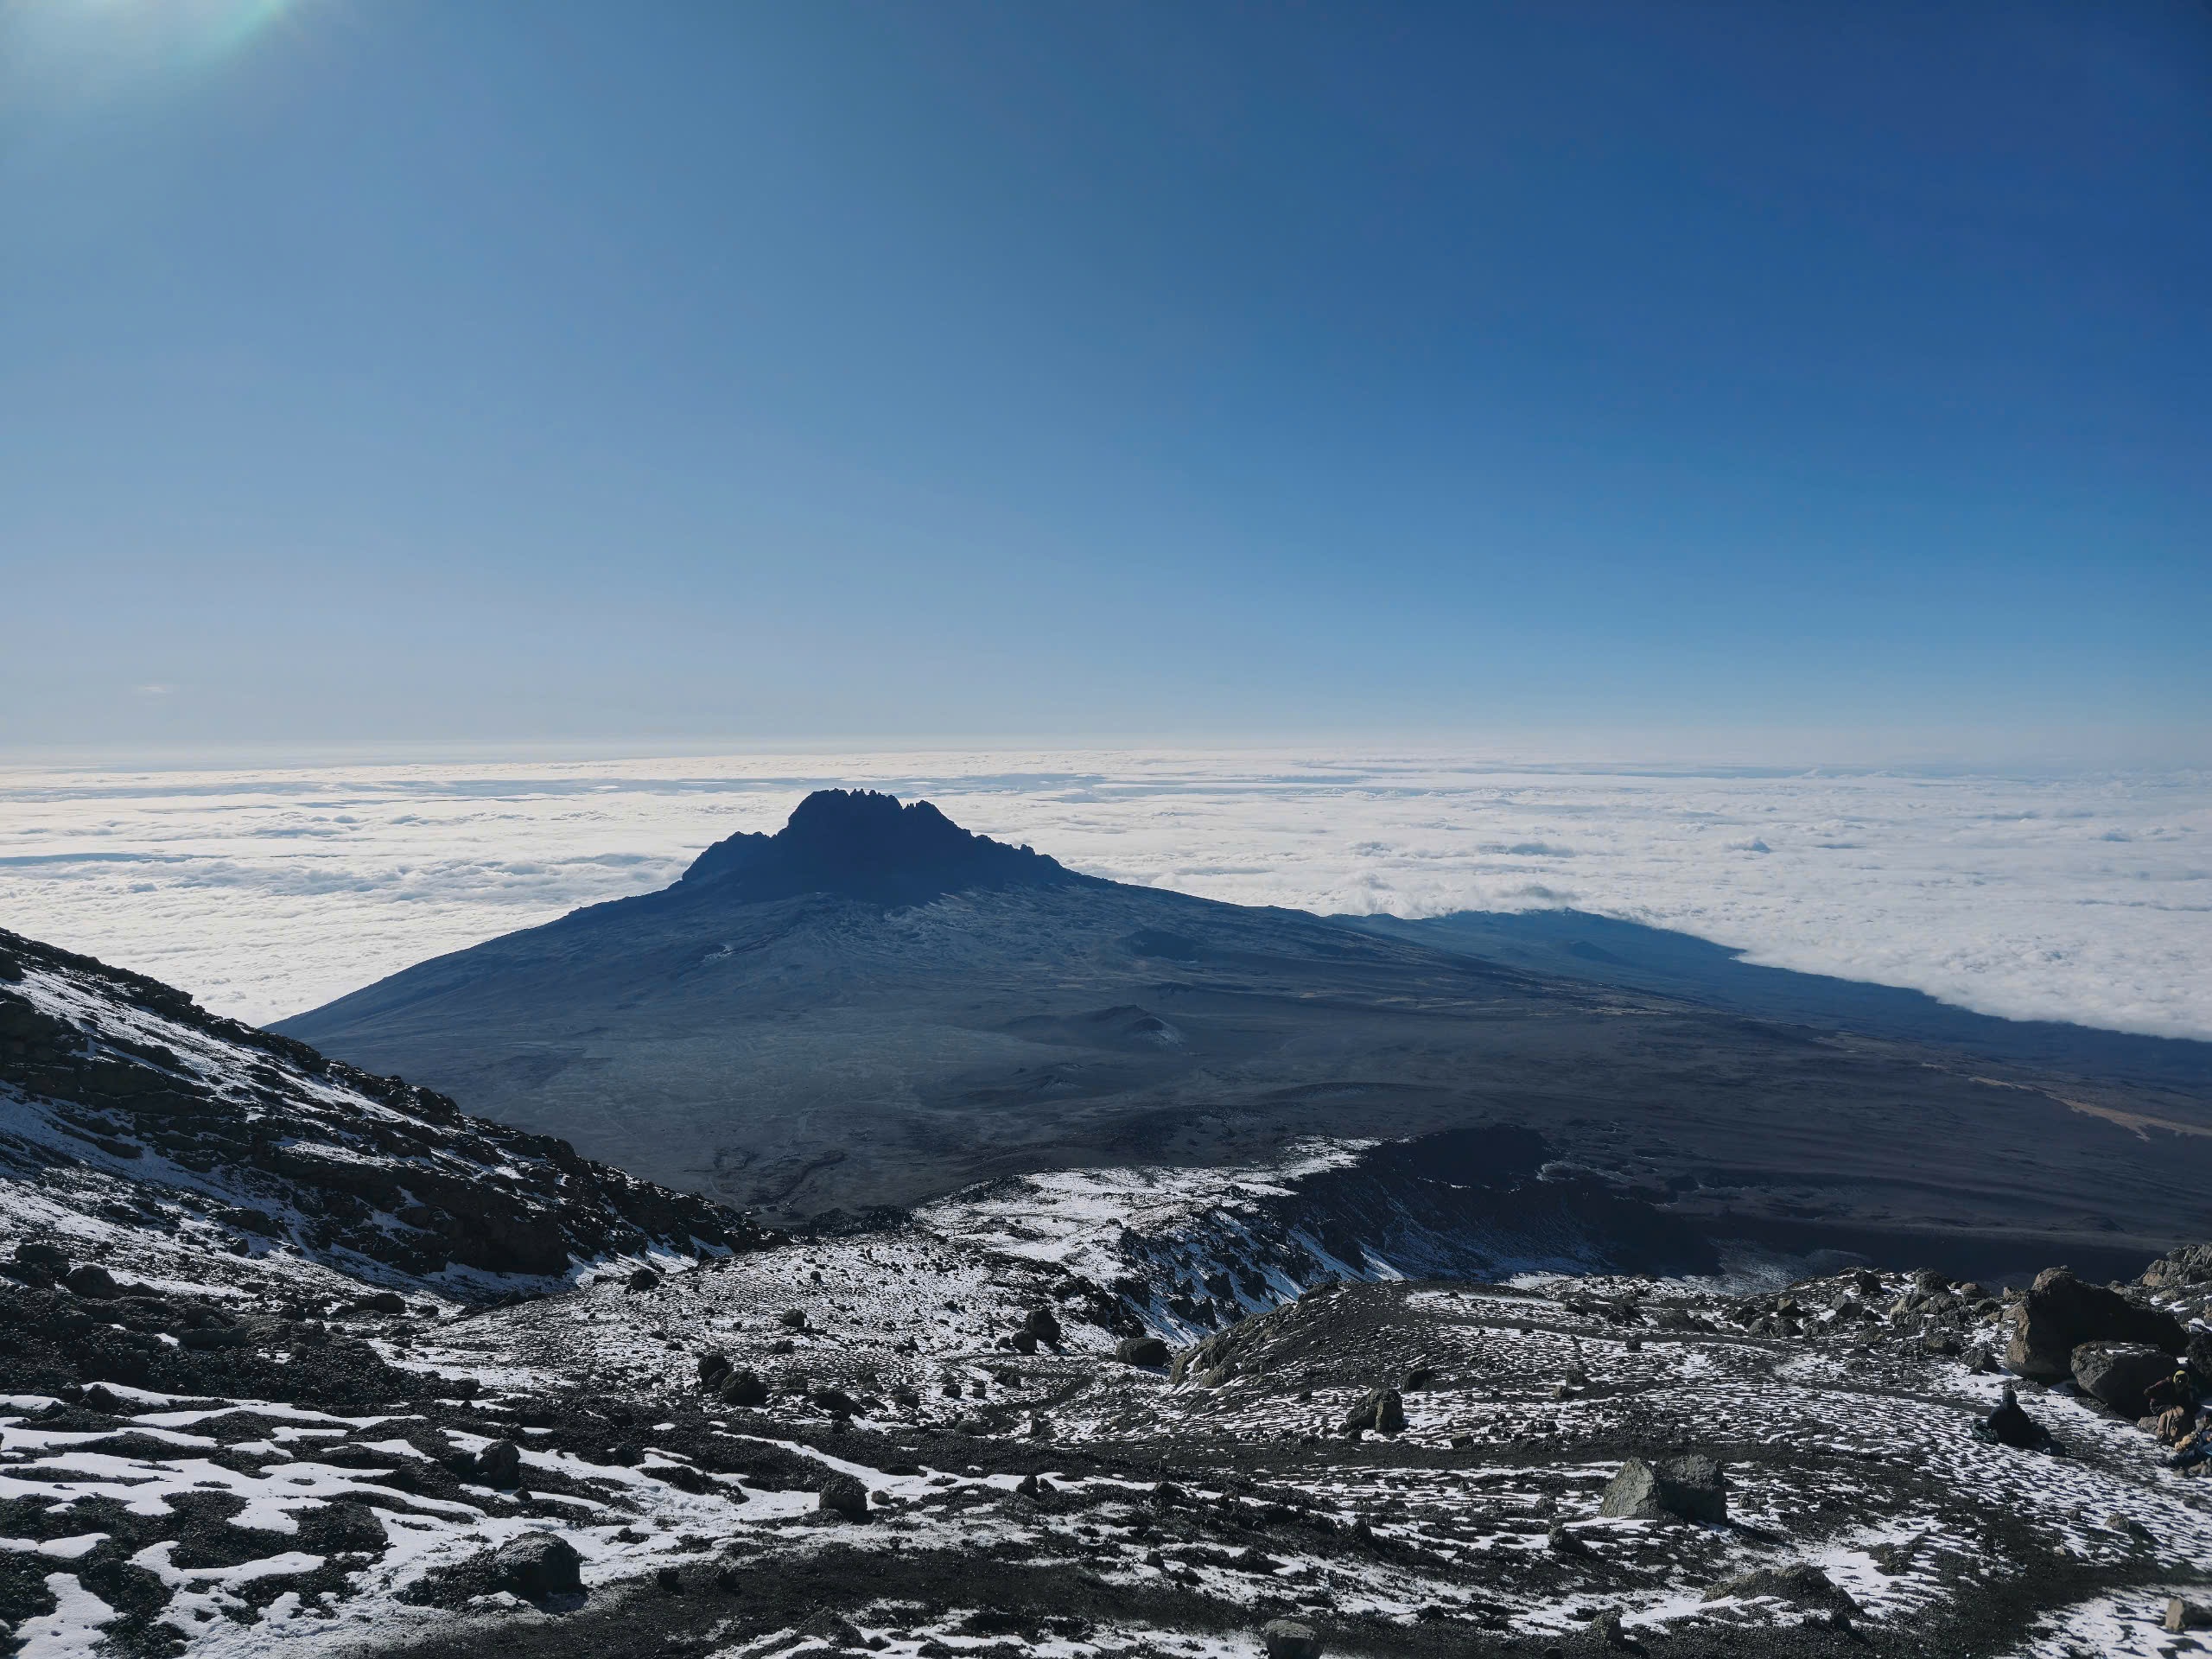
[1974,1384,2056,1452]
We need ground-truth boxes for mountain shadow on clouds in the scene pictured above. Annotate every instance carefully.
[1344,909,2212,1093]
[277,790,2212,1276]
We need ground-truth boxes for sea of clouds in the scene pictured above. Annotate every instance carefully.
[0,750,2205,1039]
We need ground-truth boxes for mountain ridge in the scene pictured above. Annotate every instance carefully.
[279,792,2212,1271]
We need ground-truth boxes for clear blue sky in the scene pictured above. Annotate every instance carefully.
[3,1,2205,760]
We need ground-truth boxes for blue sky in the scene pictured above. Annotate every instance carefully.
[3,0,2205,760]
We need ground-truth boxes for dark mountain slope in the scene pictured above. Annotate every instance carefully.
[280,791,2212,1270]
[0,927,769,1300]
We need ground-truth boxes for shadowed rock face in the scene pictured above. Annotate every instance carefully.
[278,793,2212,1268]
[677,789,1084,907]
[0,928,769,1296]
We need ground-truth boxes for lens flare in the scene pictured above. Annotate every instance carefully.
[3,0,307,108]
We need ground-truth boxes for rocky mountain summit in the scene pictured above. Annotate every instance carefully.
[676,790,1084,908]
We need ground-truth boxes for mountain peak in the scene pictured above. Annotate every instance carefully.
[677,788,1077,906]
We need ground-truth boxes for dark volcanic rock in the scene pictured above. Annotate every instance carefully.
[14,1242,68,1274]
[2005,1268,2184,1381]
[0,926,778,1298]
[719,1368,770,1408]
[492,1531,583,1599]
[1115,1335,1170,1366]
[817,1472,869,1520]
[63,1263,120,1300]
[1339,1386,1407,1436]
[678,789,1080,909]
[2072,1344,2177,1419]
[1706,1564,1858,1613]
[474,1439,524,1487]
[1260,1618,1322,1659]
[1599,1455,1726,1522]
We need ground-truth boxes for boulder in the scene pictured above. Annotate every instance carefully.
[1599,1455,1726,1523]
[626,1267,660,1292]
[1260,1618,1322,1659]
[1339,1387,1405,1437]
[810,1386,858,1418]
[1705,1563,1858,1613]
[2072,1344,2177,1419]
[2005,1268,2183,1382]
[817,1472,869,1520]
[491,1531,583,1599]
[720,1369,770,1408]
[13,1242,68,1274]
[63,1264,119,1300]
[1115,1335,1171,1366]
[798,1611,866,1647]
[697,1351,731,1386]
[474,1439,524,1487]
[1023,1306,1062,1344]
[778,1308,809,1331]
[355,1290,406,1314]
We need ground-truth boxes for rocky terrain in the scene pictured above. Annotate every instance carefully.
[278,793,2212,1277]
[8,934,2212,1658]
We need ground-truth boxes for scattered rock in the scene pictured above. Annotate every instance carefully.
[720,1369,770,1408]
[62,1263,119,1300]
[1260,1617,1321,1659]
[1023,1306,1062,1344]
[474,1439,524,1487]
[818,1472,869,1520]
[491,1532,584,1600]
[1338,1387,1406,1436]
[798,1611,866,1647]
[14,1242,68,1274]
[1704,1564,1859,1613]
[1598,1455,1726,1523]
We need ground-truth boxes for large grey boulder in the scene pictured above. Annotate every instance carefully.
[2005,1268,2183,1382]
[1599,1455,1726,1522]
[2071,1344,2177,1419]
[492,1532,583,1599]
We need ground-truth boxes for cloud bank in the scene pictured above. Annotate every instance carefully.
[0,751,2205,1039]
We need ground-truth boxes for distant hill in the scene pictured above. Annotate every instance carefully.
[278,790,2212,1274]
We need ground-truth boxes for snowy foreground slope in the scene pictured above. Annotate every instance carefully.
[6,932,2212,1659]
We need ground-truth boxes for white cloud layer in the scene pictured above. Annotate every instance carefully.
[0,751,2206,1039]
